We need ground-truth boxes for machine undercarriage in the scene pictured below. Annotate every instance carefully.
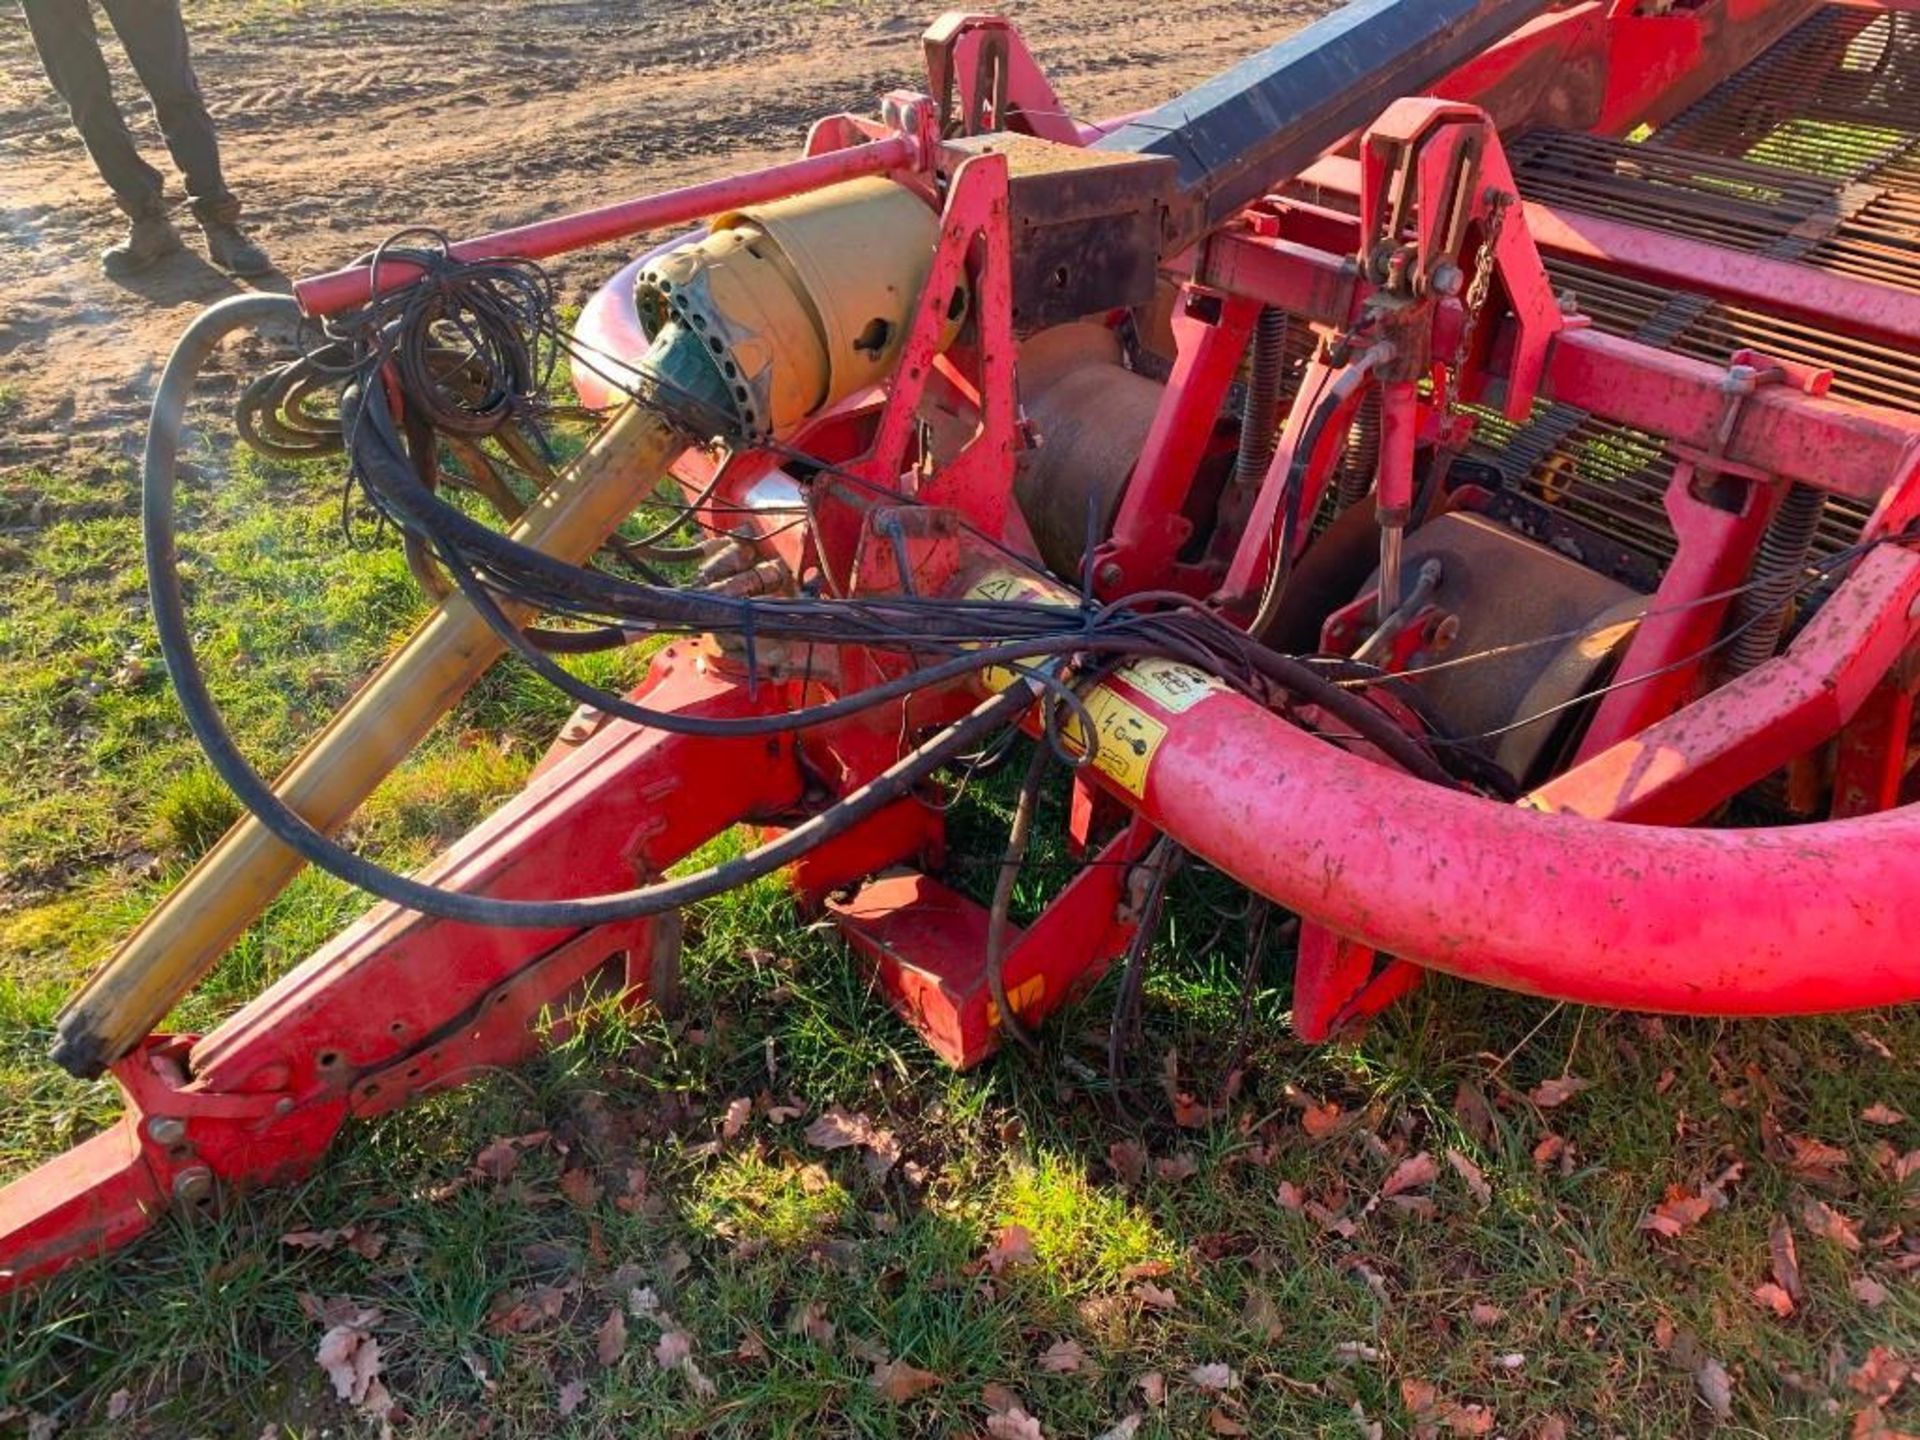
[6,0,1920,1291]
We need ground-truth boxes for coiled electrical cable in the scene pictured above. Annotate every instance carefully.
[146,227,1491,932]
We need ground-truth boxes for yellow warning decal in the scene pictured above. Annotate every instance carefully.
[964,570,1068,694]
[1066,685,1168,798]
[966,571,1059,606]
[962,571,1198,796]
[1115,657,1225,715]
[986,974,1046,1027]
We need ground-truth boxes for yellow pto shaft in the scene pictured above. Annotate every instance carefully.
[52,404,686,1076]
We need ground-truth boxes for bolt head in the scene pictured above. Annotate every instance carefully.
[172,1166,214,1207]
[1096,561,1123,589]
[1431,262,1465,297]
[146,1116,186,1147]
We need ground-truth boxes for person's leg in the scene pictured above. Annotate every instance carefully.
[97,0,233,220]
[100,0,270,275]
[18,0,168,217]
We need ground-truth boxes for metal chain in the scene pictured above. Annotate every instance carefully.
[1439,188,1512,415]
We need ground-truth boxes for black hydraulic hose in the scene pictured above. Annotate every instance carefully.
[1248,346,1392,641]
[985,741,1050,1052]
[145,294,1049,928]
[437,539,1104,743]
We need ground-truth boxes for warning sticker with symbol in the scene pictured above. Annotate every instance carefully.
[1116,657,1225,715]
[1064,685,1168,798]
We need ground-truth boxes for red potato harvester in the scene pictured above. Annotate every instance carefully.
[7,0,1920,1291]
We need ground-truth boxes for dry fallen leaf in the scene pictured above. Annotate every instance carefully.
[315,1306,390,1422]
[1641,1186,1713,1239]
[559,1168,601,1209]
[1770,1214,1805,1301]
[1469,1302,1505,1327]
[1138,1371,1166,1406]
[1528,1075,1592,1109]
[1039,1339,1089,1374]
[1134,1281,1178,1311]
[1095,1416,1143,1440]
[871,1359,942,1402]
[487,1282,571,1336]
[557,1378,588,1417]
[1863,1104,1907,1127]
[654,1329,693,1370]
[1382,1151,1439,1199]
[474,1137,523,1181]
[281,1225,386,1260]
[1531,1134,1566,1171]
[1108,1139,1149,1187]
[1695,1357,1735,1421]
[787,1300,835,1347]
[1853,1276,1891,1309]
[1187,1362,1240,1392]
[1802,1196,1864,1252]
[1752,1282,1795,1318]
[1301,1100,1345,1139]
[1242,1286,1285,1341]
[1784,1134,1851,1183]
[1172,1090,1220,1129]
[985,1406,1047,1439]
[1207,1407,1251,1435]
[806,1107,875,1151]
[106,1390,133,1422]
[595,1307,627,1366]
[1277,1180,1306,1211]
[1445,1406,1497,1436]
[1535,1417,1569,1440]
[721,1097,752,1140]
[1403,1378,1495,1437]
[1848,1346,1912,1405]
[654,1328,717,1398]
[1155,1152,1200,1183]
[1447,1149,1492,1208]
[980,1223,1038,1276]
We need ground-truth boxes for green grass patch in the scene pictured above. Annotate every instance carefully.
[3,373,1920,1438]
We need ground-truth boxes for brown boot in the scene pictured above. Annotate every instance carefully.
[200,220,272,277]
[102,212,184,277]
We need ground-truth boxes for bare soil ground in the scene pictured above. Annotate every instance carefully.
[0,0,1324,473]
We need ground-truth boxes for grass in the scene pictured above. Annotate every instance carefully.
[2,391,1919,1439]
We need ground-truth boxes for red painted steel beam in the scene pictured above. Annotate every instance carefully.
[1197,230,1358,328]
[294,135,918,318]
[1201,228,1920,498]
[1544,328,1920,501]
[1538,542,1920,823]
[1520,203,1920,357]
[1296,153,1920,356]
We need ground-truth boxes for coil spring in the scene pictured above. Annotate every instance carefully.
[1725,482,1825,676]
[1336,389,1383,510]
[1232,307,1289,490]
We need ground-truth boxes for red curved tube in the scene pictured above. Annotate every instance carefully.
[1096,548,1920,1017]
[1136,698,1920,1015]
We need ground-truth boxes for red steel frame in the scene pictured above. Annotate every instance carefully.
[9,0,1920,1293]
